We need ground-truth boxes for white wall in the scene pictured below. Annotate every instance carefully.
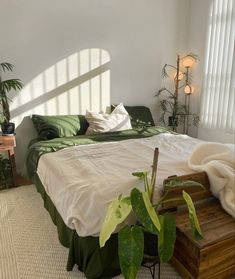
[182,0,212,138]
[0,0,190,171]
[187,0,234,144]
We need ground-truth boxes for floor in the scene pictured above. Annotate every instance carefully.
[0,185,181,279]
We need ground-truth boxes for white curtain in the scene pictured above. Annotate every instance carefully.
[200,0,235,134]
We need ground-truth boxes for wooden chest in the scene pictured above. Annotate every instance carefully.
[171,200,235,279]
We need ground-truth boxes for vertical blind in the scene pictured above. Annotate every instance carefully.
[200,0,235,133]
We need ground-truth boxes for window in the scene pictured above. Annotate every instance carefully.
[200,0,234,133]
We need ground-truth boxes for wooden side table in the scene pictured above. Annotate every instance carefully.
[0,135,18,186]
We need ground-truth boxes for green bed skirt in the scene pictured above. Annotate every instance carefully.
[32,175,121,279]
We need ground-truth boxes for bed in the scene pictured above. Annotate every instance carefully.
[24,106,204,279]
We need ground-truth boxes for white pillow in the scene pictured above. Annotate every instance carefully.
[85,103,132,135]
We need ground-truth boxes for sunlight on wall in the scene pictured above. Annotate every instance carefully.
[10,48,110,126]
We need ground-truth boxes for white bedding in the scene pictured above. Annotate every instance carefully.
[37,133,201,236]
[189,142,235,218]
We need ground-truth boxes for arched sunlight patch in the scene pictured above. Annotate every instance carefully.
[11,48,110,126]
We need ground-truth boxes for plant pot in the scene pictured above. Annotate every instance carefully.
[142,231,160,279]
[143,231,159,261]
[1,122,15,135]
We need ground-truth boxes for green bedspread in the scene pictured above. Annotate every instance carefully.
[25,126,171,279]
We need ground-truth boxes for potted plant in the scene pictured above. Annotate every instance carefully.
[99,149,203,279]
[0,62,23,135]
[0,154,12,189]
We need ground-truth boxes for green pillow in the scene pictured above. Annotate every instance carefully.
[111,105,155,128]
[31,115,88,139]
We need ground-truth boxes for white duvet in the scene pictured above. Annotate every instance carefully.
[37,133,201,236]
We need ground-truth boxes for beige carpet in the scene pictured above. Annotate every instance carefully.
[0,185,181,279]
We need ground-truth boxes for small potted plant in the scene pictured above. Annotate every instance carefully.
[0,154,12,189]
[99,149,203,279]
[0,62,23,135]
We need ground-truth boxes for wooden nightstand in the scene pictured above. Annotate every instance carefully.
[0,135,18,186]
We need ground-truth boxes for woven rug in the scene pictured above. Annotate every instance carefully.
[0,185,181,279]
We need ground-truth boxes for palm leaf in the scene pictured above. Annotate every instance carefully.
[159,99,168,112]
[161,64,169,79]
[0,79,23,93]
[155,87,167,97]
[0,63,14,72]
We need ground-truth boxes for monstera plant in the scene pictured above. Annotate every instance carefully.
[0,62,23,134]
[99,149,203,279]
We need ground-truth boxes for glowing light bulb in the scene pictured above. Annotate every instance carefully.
[184,85,194,94]
[174,71,184,81]
[182,56,195,68]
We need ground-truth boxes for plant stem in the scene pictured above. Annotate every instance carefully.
[153,190,169,209]
[150,148,159,203]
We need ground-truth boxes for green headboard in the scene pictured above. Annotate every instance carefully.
[111,105,155,128]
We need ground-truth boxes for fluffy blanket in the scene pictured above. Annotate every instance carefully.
[188,142,235,218]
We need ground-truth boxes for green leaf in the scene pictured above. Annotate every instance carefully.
[142,192,161,232]
[161,64,169,79]
[131,188,160,234]
[155,87,167,97]
[164,179,204,190]
[182,191,203,240]
[99,196,131,247]
[0,79,23,93]
[118,225,144,279]
[160,99,168,112]
[158,214,176,262]
[132,171,146,179]
[132,171,151,197]
[0,63,14,72]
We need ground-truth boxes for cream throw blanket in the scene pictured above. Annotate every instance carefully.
[188,143,235,218]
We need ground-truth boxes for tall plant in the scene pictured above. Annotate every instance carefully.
[99,149,203,279]
[155,53,199,132]
[0,63,23,124]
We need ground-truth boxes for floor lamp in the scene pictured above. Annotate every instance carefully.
[182,57,195,134]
